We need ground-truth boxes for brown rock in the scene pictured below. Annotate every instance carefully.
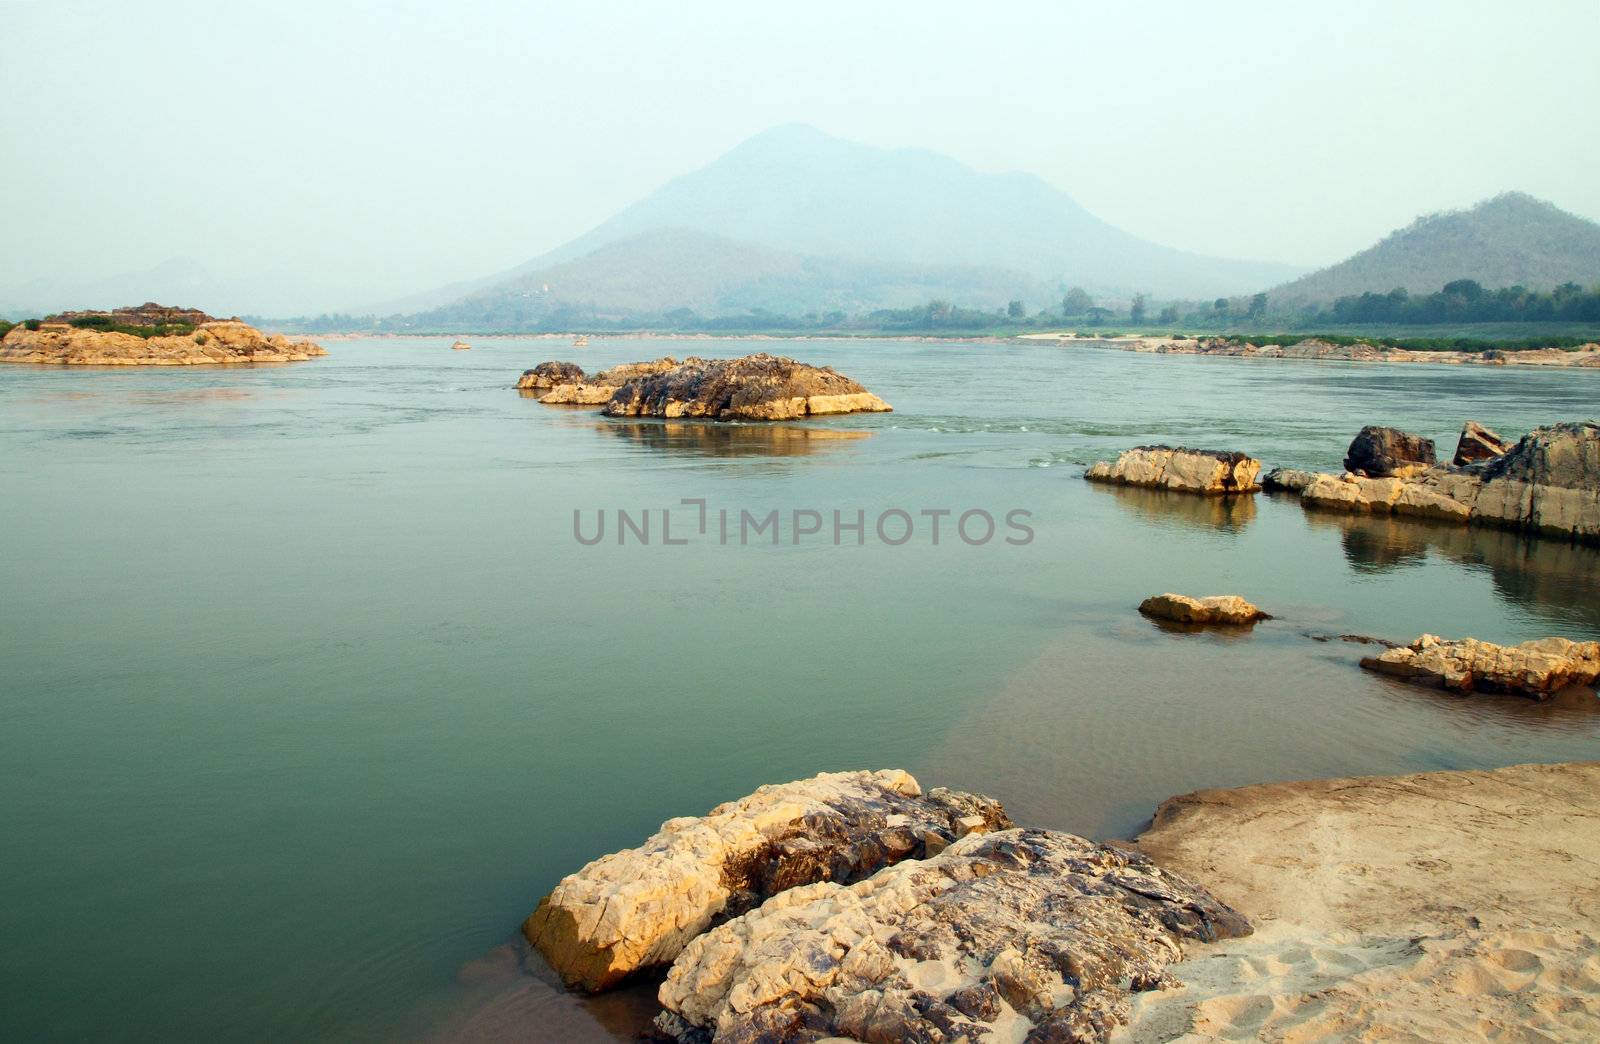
[450,340,472,351]
[1344,426,1436,478]
[1138,593,1270,626]
[654,829,1250,1043]
[1452,420,1511,465]
[1360,633,1600,699]
[522,770,1008,992]
[601,353,892,421]
[1084,446,1262,495]
[515,360,587,390]
[0,316,325,366]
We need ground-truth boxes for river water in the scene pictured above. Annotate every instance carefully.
[2,336,1597,1041]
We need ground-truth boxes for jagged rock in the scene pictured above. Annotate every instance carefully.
[1296,422,1600,542]
[516,357,682,394]
[451,340,472,351]
[1344,426,1436,478]
[1138,593,1270,626]
[654,828,1251,1044]
[0,317,325,366]
[1084,446,1261,495]
[1360,633,1600,699]
[523,770,1009,992]
[1261,468,1318,493]
[1453,420,1510,466]
[601,353,892,421]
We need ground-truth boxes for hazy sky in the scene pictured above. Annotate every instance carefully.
[3,0,1598,313]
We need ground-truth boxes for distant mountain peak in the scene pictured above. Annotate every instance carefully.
[1273,192,1600,303]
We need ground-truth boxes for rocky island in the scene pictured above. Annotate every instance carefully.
[1085,446,1262,494]
[0,303,325,366]
[516,353,892,420]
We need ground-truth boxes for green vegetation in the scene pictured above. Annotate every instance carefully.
[65,315,196,339]
[1314,280,1600,325]
[0,320,14,338]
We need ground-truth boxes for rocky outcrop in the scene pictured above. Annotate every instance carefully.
[1139,593,1270,626]
[1452,420,1510,465]
[451,340,472,351]
[1085,446,1261,495]
[600,353,893,421]
[1344,426,1436,477]
[654,828,1251,1044]
[1296,422,1600,542]
[515,360,588,391]
[523,770,1009,992]
[1360,634,1600,699]
[0,318,326,366]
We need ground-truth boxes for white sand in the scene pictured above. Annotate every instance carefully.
[1123,762,1600,1042]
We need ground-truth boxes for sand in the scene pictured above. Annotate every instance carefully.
[1123,761,1600,1042]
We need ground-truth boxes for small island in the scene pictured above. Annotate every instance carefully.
[0,303,327,366]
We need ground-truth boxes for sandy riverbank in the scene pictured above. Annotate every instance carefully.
[1124,761,1600,1041]
[1019,332,1600,369]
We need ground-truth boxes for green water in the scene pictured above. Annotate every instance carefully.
[2,337,1597,1041]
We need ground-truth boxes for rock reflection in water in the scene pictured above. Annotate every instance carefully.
[1303,511,1600,633]
[1087,481,1257,533]
[595,419,871,458]
[429,940,658,1043]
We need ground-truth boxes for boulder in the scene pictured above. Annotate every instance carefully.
[1344,425,1436,477]
[451,340,472,351]
[1261,467,1318,493]
[0,318,325,366]
[1138,593,1270,626]
[601,353,893,421]
[1452,420,1511,465]
[1360,634,1600,699]
[1084,446,1261,495]
[523,770,1009,992]
[654,828,1251,1044]
[515,360,589,391]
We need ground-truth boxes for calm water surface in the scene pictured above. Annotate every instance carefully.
[2,337,1598,1041]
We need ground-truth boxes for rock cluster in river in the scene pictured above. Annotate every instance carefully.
[1085,446,1262,495]
[515,354,892,420]
[1286,422,1600,543]
[0,316,326,366]
[523,770,1009,992]
[1139,593,1270,626]
[1119,335,1600,369]
[654,828,1251,1044]
[1360,634,1600,699]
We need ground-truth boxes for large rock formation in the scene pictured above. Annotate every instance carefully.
[1452,420,1511,466]
[1360,634,1600,699]
[1084,446,1261,495]
[1138,593,1270,626]
[1296,422,1600,542]
[654,828,1251,1044]
[1261,467,1318,493]
[517,357,688,404]
[0,316,326,366]
[601,354,892,421]
[1344,425,1436,477]
[523,770,1009,992]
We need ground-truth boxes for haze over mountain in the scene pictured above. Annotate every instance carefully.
[0,258,235,318]
[1271,193,1600,304]
[387,124,1305,324]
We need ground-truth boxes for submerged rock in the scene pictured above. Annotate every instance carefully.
[1296,422,1600,542]
[1452,420,1511,466]
[0,316,325,366]
[523,770,1009,992]
[1085,446,1262,495]
[654,828,1251,1044]
[1344,425,1436,478]
[1139,593,1270,626]
[601,353,893,421]
[1360,634,1600,699]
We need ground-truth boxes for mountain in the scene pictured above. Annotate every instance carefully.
[0,257,234,318]
[406,227,1057,329]
[394,124,1305,323]
[1270,193,1600,304]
